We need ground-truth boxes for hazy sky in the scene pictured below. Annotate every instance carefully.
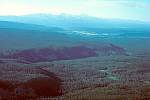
[0,0,150,21]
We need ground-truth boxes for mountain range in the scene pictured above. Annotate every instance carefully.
[0,14,150,29]
[0,14,150,54]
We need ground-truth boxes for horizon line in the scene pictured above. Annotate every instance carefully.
[0,13,149,23]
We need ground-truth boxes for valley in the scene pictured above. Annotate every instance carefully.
[0,15,150,100]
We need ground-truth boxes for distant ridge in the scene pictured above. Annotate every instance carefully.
[0,21,63,31]
[0,14,150,28]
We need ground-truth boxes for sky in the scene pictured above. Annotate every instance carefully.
[0,0,150,21]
